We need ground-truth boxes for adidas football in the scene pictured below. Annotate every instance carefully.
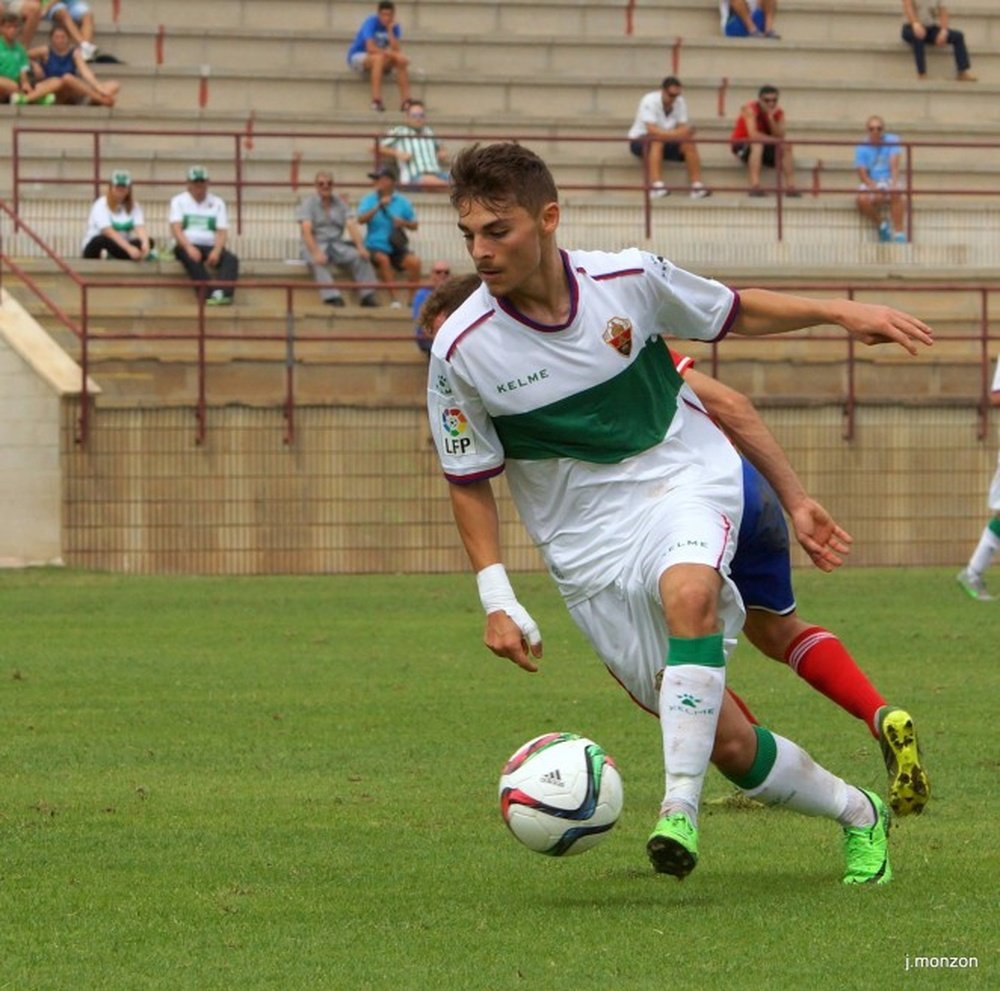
[498,732,624,856]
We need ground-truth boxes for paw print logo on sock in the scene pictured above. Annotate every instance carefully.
[678,693,702,708]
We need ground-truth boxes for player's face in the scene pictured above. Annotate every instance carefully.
[456,198,554,298]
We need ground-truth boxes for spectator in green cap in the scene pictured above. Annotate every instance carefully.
[82,170,154,260]
[168,165,240,305]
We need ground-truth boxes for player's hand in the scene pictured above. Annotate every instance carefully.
[789,498,853,573]
[484,608,543,673]
[838,301,934,355]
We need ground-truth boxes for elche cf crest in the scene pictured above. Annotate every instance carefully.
[603,317,633,356]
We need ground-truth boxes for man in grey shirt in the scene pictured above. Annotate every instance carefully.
[297,171,378,306]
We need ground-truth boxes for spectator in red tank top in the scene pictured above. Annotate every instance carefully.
[730,84,800,197]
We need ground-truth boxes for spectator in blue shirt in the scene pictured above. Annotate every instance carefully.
[854,116,907,243]
[356,165,421,308]
[346,0,412,113]
[412,259,452,355]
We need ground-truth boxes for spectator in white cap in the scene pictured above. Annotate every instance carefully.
[82,169,154,260]
[168,165,239,305]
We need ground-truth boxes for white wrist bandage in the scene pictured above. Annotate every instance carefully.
[476,563,542,647]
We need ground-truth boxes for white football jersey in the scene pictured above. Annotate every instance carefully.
[427,247,743,603]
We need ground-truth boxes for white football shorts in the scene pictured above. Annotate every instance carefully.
[567,487,744,715]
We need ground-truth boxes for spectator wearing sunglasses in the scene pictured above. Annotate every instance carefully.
[730,84,800,197]
[627,76,710,199]
[854,116,907,243]
[379,100,451,188]
[412,260,453,355]
[297,171,379,307]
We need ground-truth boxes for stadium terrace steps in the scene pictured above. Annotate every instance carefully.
[68,25,1000,86]
[9,196,1000,270]
[13,144,1000,202]
[89,0,1000,43]
[9,63,998,126]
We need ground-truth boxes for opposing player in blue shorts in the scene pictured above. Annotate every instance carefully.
[674,351,930,816]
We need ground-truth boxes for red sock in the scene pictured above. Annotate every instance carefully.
[785,626,886,738]
[725,687,759,725]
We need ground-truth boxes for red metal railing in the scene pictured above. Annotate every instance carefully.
[2,206,997,447]
[703,282,999,441]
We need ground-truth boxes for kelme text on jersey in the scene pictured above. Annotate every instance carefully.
[495,368,550,394]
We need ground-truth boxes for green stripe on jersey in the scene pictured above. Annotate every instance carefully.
[492,336,683,463]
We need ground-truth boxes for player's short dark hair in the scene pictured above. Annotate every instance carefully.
[449,143,558,217]
[758,84,779,100]
[378,1,395,11]
[661,76,682,90]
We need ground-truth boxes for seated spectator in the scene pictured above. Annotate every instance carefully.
[379,100,450,188]
[347,0,411,113]
[854,116,907,244]
[28,22,118,105]
[3,2,41,45]
[627,76,710,199]
[297,170,379,308]
[38,0,96,59]
[411,260,453,355]
[719,0,779,39]
[901,1,976,81]
[730,84,800,197]
[168,165,239,306]
[356,165,420,308]
[0,9,53,103]
[82,170,154,260]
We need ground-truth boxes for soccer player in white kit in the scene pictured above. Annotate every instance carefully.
[956,354,1000,601]
[427,143,932,881]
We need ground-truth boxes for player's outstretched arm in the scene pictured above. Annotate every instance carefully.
[449,479,543,672]
[733,289,934,355]
[681,365,852,571]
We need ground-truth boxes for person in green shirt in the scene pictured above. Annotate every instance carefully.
[0,11,52,103]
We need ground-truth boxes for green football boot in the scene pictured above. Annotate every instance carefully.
[646,812,699,880]
[842,789,892,886]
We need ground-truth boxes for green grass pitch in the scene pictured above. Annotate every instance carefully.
[0,567,996,990]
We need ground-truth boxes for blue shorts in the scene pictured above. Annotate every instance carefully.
[729,460,796,614]
[725,8,765,36]
[45,1,91,21]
